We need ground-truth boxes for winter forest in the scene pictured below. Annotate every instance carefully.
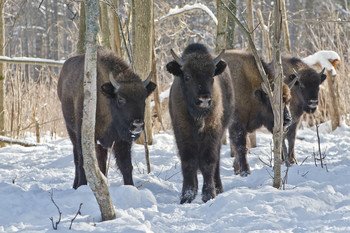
[1,0,350,232]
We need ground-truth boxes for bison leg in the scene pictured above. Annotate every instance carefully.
[179,145,199,204]
[74,133,87,189]
[65,125,87,189]
[113,140,134,185]
[214,145,223,195]
[285,122,299,164]
[229,121,251,176]
[95,144,108,175]
[199,142,219,203]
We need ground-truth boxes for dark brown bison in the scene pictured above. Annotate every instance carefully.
[275,57,327,164]
[166,43,234,203]
[223,50,293,176]
[57,47,156,189]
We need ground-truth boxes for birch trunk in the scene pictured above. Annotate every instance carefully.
[133,0,154,145]
[0,0,5,147]
[82,0,116,221]
[271,0,284,189]
[246,0,254,51]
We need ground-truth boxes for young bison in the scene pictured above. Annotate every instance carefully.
[223,50,293,176]
[58,47,156,189]
[166,43,234,203]
[276,57,327,164]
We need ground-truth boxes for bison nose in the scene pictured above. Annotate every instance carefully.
[130,119,144,135]
[308,99,318,109]
[198,95,212,108]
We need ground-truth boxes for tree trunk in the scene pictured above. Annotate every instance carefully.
[133,0,154,145]
[327,71,341,131]
[109,0,122,55]
[246,0,254,51]
[225,0,236,49]
[82,0,116,221]
[271,0,284,189]
[281,0,291,54]
[99,2,111,49]
[0,0,5,147]
[77,2,86,55]
[216,0,228,53]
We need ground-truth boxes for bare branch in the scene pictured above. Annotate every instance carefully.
[69,203,83,230]
[49,190,62,230]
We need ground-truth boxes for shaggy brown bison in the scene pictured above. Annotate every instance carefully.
[57,47,156,189]
[223,50,293,176]
[275,57,327,164]
[166,43,234,203]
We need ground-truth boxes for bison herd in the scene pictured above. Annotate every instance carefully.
[58,43,327,203]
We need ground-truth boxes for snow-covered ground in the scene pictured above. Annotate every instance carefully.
[1,122,350,232]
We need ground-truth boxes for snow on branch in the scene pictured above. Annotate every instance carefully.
[0,56,65,67]
[302,50,340,76]
[0,136,54,149]
[155,3,218,25]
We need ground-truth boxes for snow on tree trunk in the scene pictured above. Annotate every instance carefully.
[82,0,116,221]
[133,0,154,145]
[0,0,5,147]
[271,0,284,189]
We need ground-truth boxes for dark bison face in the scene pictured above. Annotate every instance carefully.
[101,72,156,141]
[166,49,226,116]
[254,83,292,132]
[287,68,326,114]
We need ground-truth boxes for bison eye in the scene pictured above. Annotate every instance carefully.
[184,75,191,81]
[117,97,126,105]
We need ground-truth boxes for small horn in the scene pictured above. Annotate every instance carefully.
[143,71,152,87]
[109,72,120,90]
[320,67,326,75]
[170,49,184,66]
[213,49,225,65]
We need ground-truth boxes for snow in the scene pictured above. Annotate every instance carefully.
[1,122,350,232]
[302,51,341,76]
[156,3,218,25]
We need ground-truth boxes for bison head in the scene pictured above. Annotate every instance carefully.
[166,44,226,118]
[286,68,326,114]
[101,71,156,141]
[254,83,292,132]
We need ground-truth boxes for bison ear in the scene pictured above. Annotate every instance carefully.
[214,60,227,76]
[166,61,183,76]
[320,73,327,84]
[146,81,157,97]
[254,89,268,104]
[101,83,117,98]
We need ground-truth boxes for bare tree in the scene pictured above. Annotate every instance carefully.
[0,0,5,147]
[82,0,116,221]
[216,0,228,53]
[77,2,86,54]
[99,2,111,49]
[132,0,154,145]
[271,0,284,189]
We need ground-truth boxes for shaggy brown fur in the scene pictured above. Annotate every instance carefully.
[57,47,156,189]
[223,50,292,176]
[166,43,234,203]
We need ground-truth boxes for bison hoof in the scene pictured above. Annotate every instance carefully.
[180,189,196,204]
[240,170,251,177]
[202,193,215,203]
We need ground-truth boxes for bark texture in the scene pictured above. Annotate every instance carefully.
[82,0,116,221]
